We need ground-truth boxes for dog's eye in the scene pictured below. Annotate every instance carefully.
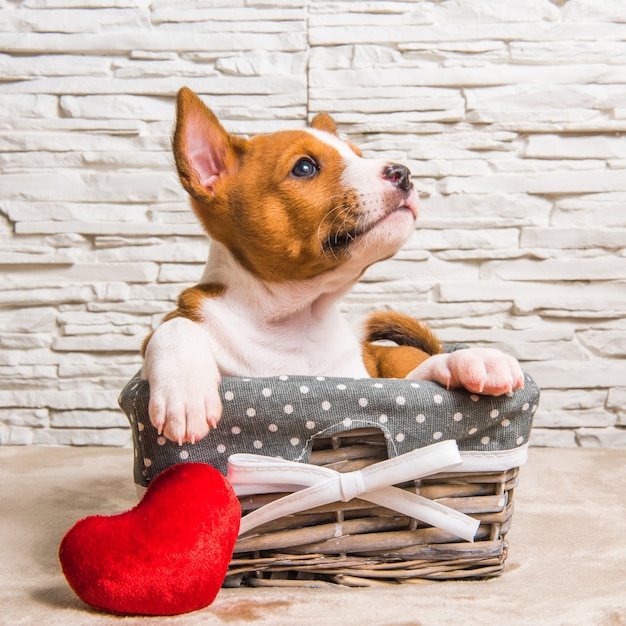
[291,158,318,178]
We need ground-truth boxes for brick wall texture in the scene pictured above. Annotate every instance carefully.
[1,0,626,448]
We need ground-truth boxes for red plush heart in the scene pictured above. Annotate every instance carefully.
[59,463,241,616]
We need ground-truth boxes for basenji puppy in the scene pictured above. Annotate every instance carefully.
[142,88,524,444]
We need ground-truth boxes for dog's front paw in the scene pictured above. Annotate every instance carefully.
[142,318,223,444]
[407,348,524,396]
[147,372,222,445]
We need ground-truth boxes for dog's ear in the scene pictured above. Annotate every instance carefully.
[309,113,338,136]
[173,88,245,200]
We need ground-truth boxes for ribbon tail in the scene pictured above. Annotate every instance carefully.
[364,486,480,542]
[238,477,339,536]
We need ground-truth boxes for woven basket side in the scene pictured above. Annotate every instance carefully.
[226,428,517,587]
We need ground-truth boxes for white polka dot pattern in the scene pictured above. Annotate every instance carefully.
[120,371,540,485]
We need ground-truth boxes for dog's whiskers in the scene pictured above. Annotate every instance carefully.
[319,201,364,260]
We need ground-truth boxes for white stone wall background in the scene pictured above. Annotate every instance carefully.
[1,0,625,448]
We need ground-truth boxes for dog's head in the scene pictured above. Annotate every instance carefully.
[173,88,418,284]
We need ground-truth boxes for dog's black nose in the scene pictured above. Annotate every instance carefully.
[383,164,413,193]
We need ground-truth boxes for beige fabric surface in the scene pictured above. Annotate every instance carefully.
[1,446,625,626]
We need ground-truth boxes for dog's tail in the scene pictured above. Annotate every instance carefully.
[364,311,443,356]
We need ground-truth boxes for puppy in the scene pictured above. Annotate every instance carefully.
[142,88,524,444]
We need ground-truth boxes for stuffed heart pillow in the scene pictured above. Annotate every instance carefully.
[59,462,241,616]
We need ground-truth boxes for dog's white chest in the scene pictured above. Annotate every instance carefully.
[200,298,368,378]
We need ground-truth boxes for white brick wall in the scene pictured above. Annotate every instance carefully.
[1,0,625,448]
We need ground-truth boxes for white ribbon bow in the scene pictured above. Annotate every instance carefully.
[227,439,479,543]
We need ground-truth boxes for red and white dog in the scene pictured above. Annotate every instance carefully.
[142,88,524,445]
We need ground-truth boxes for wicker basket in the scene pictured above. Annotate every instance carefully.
[227,427,517,587]
[119,372,539,588]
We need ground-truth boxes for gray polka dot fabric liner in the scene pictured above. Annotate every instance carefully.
[119,371,539,488]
